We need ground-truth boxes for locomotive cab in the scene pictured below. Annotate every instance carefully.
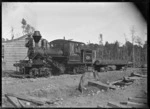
[50,39,95,65]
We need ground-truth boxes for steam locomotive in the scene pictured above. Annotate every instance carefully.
[14,31,96,77]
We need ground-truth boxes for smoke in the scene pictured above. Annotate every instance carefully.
[2,3,37,39]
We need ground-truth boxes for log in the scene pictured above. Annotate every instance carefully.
[127,76,141,80]
[5,95,21,107]
[113,81,125,86]
[110,76,137,86]
[6,93,45,105]
[130,72,147,78]
[109,79,123,85]
[128,97,147,104]
[120,101,147,108]
[107,102,130,108]
[113,81,133,86]
[124,82,133,86]
[88,80,116,91]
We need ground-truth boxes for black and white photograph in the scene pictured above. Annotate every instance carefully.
[2,2,148,108]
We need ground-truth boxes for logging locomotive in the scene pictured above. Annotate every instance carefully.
[14,31,96,77]
[14,31,129,77]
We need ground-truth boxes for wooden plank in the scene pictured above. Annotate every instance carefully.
[5,95,21,107]
[88,80,116,91]
[107,102,130,108]
[128,97,147,104]
[125,82,133,85]
[97,104,110,108]
[18,99,26,107]
[109,79,123,85]
[18,100,35,108]
[130,72,147,78]
[120,101,147,108]
[135,96,147,99]
[6,93,45,105]
[127,76,141,80]
[113,81,125,86]
[113,81,133,86]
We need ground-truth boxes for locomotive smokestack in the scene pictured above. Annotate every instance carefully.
[32,31,42,47]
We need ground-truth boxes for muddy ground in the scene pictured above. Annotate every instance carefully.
[2,68,147,108]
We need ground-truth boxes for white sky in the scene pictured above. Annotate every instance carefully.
[2,2,147,45]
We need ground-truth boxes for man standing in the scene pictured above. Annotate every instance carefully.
[78,60,100,93]
[93,60,100,80]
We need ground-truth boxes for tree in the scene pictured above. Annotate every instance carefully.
[135,36,143,46]
[21,18,27,25]
[134,36,144,67]
[21,18,35,35]
[113,41,119,59]
[130,26,136,67]
[125,41,133,61]
[143,41,147,64]
[21,18,27,35]
[11,26,14,40]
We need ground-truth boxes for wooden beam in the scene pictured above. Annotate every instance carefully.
[135,96,147,99]
[107,102,130,108]
[97,104,110,108]
[109,79,123,85]
[6,93,45,105]
[5,95,21,107]
[130,72,147,78]
[128,97,147,104]
[88,80,116,91]
[127,76,141,80]
[17,99,25,107]
[120,101,147,108]
[18,99,35,108]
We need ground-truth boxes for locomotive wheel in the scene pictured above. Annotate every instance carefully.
[55,63,65,74]
[51,61,65,75]
[45,68,51,77]
[39,67,51,77]
[29,68,39,78]
[77,66,86,74]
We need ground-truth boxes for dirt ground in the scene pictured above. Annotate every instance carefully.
[2,68,147,108]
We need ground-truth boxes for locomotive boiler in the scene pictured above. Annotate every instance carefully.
[14,31,96,77]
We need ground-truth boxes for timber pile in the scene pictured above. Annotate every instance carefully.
[5,93,61,107]
[88,71,146,92]
[120,96,147,108]
[109,72,147,87]
[97,96,148,108]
